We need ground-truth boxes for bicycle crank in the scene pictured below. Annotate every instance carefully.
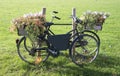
[47,49,59,57]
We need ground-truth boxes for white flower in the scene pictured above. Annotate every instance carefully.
[39,11,42,15]
[29,13,33,17]
[86,10,91,15]
[92,11,98,15]
[23,14,28,18]
[15,22,18,25]
[103,15,107,19]
[34,13,38,17]
[12,19,15,23]
[99,12,103,15]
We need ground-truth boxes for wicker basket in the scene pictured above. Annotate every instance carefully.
[84,23,103,31]
[17,27,27,36]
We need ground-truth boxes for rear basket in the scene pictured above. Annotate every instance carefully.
[48,34,71,50]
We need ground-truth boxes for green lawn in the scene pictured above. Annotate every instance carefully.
[0,0,120,76]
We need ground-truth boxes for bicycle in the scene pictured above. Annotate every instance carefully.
[16,11,100,66]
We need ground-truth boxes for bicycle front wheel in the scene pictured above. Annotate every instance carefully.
[17,36,50,65]
[81,30,100,45]
[69,34,99,66]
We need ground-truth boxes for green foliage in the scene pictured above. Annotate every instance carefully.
[0,0,120,76]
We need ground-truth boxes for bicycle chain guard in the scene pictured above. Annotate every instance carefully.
[48,34,71,50]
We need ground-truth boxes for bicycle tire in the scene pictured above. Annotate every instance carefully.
[69,34,99,66]
[81,30,100,45]
[17,36,50,65]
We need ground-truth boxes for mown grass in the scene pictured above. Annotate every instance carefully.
[0,0,120,76]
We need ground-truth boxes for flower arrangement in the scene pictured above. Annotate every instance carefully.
[79,11,110,31]
[10,12,46,46]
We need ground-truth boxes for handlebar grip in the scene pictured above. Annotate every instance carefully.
[53,11,58,14]
[55,16,61,20]
[76,19,82,23]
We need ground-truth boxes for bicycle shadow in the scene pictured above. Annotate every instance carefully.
[22,54,120,76]
[82,54,120,76]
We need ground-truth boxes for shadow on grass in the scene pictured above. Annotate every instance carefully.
[93,54,120,68]
[22,54,120,76]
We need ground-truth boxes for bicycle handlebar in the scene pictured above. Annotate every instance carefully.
[71,15,82,24]
[53,11,58,14]
[50,11,82,26]
[54,16,61,20]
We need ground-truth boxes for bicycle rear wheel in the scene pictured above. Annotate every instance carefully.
[17,36,50,65]
[69,34,99,66]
